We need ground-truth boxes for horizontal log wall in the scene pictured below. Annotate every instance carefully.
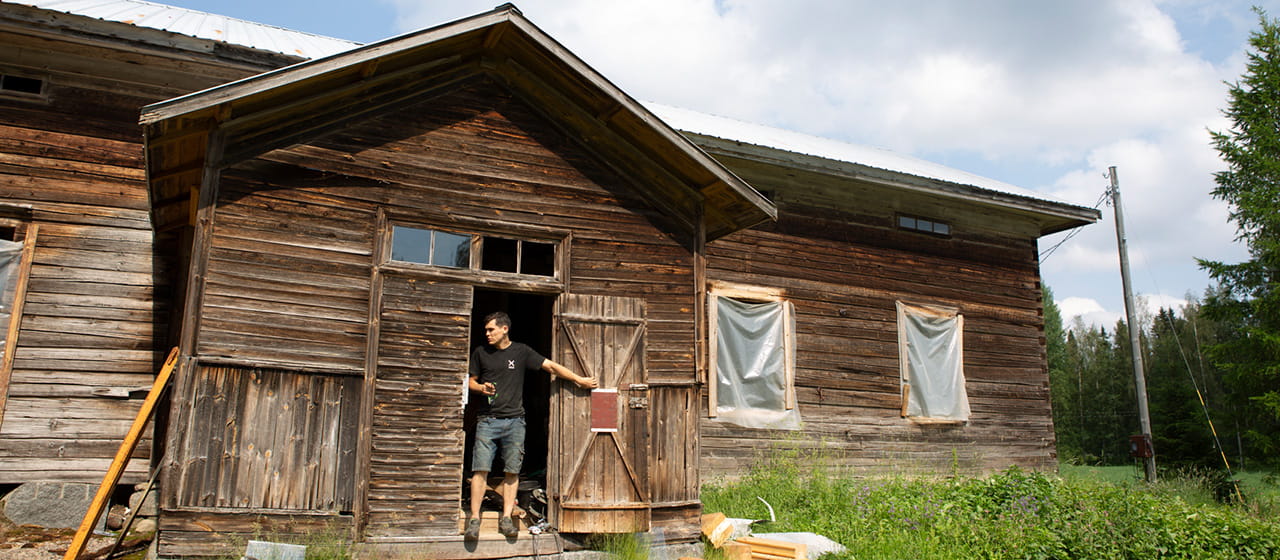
[165,79,701,546]
[0,23,290,483]
[702,205,1054,478]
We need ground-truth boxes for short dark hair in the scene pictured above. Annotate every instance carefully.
[484,311,511,328]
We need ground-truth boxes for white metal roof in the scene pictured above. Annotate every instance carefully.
[11,0,360,59]
[644,102,1055,203]
[14,0,1073,208]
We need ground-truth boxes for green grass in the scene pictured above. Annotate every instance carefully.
[702,458,1280,560]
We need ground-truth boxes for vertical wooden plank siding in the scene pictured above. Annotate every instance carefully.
[552,294,650,534]
[364,276,471,538]
[169,364,358,510]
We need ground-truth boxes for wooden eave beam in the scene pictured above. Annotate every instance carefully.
[139,9,515,125]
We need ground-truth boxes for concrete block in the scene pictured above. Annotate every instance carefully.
[1,482,105,530]
[128,486,157,516]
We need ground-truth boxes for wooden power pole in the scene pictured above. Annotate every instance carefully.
[1108,166,1157,482]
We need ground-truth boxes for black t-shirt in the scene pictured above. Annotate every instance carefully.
[469,342,546,418]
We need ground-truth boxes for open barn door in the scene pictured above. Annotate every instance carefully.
[548,294,650,533]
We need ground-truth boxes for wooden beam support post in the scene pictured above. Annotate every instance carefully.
[63,347,180,560]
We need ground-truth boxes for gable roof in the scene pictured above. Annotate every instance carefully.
[139,4,775,241]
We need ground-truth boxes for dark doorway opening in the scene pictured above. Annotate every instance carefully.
[462,288,556,522]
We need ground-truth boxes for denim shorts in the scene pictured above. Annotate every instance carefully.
[472,416,525,474]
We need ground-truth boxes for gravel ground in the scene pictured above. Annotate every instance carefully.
[1,515,127,560]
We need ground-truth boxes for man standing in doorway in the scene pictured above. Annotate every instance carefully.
[465,311,597,540]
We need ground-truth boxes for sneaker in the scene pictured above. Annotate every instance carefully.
[498,516,518,537]
[464,518,481,540]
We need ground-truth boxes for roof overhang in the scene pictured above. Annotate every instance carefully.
[140,4,775,240]
[685,133,1100,237]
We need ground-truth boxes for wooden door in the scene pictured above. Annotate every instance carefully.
[364,276,472,538]
[548,294,651,533]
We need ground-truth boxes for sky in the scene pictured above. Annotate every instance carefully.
[150,0,1274,329]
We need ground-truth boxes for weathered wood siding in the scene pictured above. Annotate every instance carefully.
[161,79,701,547]
[169,364,359,509]
[366,277,470,538]
[702,204,1053,477]
[0,18,296,483]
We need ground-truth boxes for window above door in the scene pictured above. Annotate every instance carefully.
[381,218,567,292]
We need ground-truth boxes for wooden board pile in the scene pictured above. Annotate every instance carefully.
[688,512,808,560]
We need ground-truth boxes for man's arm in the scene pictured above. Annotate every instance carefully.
[469,374,495,395]
[542,359,598,389]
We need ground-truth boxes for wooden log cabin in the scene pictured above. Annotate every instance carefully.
[0,1,1099,557]
[652,110,1101,477]
[0,0,352,486]
[137,5,774,557]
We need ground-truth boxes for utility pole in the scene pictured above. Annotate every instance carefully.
[1109,166,1157,482]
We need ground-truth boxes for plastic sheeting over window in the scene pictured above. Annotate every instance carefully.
[711,295,800,430]
[897,301,969,421]
[0,238,22,355]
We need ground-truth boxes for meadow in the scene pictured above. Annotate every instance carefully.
[698,459,1280,560]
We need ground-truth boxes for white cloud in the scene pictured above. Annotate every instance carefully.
[387,0,1264,317]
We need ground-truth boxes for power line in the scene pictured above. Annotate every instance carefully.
[1039,188,1110,263]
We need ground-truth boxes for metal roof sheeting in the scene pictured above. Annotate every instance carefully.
[13,0,361,58]
[645,102,1058,204]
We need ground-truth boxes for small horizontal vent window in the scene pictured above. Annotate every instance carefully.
[898,215,951,236]
[1,74,45,96]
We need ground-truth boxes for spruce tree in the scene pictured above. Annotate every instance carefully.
[1202,9,1280,456]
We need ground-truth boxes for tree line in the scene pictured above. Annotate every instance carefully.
[1047,9,1280,472]
[1045,287,1277,470]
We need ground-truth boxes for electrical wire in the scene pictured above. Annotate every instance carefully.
[1136,252,1245,502]
[1039,188,1110,263]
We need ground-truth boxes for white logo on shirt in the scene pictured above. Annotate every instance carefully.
[508,360,516,369]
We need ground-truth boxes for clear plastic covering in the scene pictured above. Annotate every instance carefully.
[897,301,969,421]
[0,239,23,355]
[713,296,800,430]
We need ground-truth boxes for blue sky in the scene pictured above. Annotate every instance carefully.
[149,0,1277,328]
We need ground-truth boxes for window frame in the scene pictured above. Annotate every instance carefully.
[706,282,797,426]
[0,71,50,104]
[0,212,37,426]
[896,214,952,237]
[378,212,568,293]
[896,300,969,424]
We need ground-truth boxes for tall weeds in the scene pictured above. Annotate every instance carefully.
[702,454,1280,559]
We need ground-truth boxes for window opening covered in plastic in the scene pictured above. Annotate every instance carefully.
[709,294,799,430]
[897,301,969,421]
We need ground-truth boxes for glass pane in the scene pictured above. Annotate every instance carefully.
[432,231,472,268]
[521,241,556,277]
[897,215,916,229]
[481,236,518,273]
[933,222,951,235]
[390,226,432,264]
